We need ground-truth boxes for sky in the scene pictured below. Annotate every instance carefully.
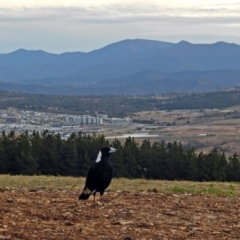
[1,0,240,53]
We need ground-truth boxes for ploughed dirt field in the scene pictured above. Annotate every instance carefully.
[1,188,240,240]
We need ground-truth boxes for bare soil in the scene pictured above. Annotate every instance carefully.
[157,125,240,156]
[1,189,240,239]
[129,107,240,156]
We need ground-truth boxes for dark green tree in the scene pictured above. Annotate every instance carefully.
[111,139,126,177]
[38,131,60,175]
[122,137,139,178]
[0,141,8,174]
[227,153,240,181]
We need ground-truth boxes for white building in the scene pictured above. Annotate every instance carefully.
[97,113,108,119]
[66,115,103,125]
[110,117,132,127]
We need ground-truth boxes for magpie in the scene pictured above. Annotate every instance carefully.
[79,146,117,206]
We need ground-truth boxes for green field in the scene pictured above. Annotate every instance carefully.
[0,175,239,197]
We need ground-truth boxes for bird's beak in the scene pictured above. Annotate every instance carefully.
[109,147,117,153]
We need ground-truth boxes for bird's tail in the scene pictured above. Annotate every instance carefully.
[79,186,92,200]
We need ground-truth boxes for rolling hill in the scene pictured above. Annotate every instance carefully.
[0,39,240,95]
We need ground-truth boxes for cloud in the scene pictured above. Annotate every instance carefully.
[1,1,240,53]
[0,2,239,24]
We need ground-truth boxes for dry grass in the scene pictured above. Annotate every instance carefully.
[0,175,239,196]
[132,106,240,126]
[129,106,240,156]
[0,175,83,190]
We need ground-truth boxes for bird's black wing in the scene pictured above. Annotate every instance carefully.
[79,162,99,200]
[99,166,113,192]
[85,162,100,191]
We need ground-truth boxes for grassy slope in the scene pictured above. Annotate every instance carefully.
[0,175,239,196]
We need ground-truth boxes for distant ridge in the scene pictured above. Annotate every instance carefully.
[0,39,240,95]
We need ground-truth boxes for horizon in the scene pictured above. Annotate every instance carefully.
[1,38,239,55]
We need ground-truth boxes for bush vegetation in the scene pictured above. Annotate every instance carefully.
[1,89,240,117]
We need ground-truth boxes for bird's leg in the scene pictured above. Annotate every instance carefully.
[100,192,104,206]
[93,191,96,207]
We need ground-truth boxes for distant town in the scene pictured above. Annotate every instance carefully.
[0,108,132,139]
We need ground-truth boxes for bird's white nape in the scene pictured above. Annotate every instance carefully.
[95,151,102,162]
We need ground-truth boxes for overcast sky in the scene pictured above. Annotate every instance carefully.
[1,0,240,53]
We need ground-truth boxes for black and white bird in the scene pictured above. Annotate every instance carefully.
[79,146,117,206]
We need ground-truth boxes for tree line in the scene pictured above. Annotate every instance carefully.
[0,131,240,182]
[1,89,240,117]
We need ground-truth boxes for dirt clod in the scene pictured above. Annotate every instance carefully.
[0,190,239,239]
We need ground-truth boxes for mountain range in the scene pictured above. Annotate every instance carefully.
[0,39,240,95]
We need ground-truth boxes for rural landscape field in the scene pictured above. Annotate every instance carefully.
[2,1,240,239]
[130,104,240,157]
[0,176,240,239]
[1,93,240,238]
